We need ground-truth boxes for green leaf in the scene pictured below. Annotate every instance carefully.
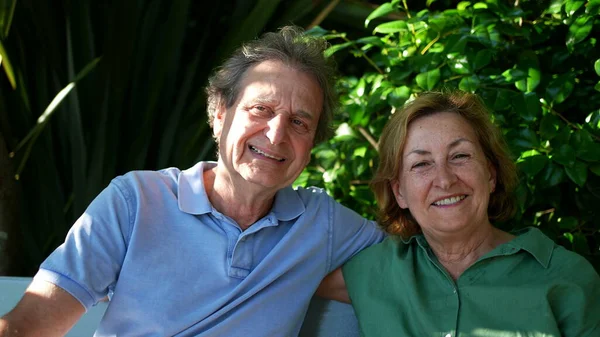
[459,75,480,92]
[365,1,399,28]
[502,68,527,83]
[572,232,590,255]
[565,160,588,186]
[324,41,353,57]
[546,74,574,104]
[590,164,600,176]
[565,0,585,16]
[587,0,600,15]
[558,216,578,230]
[373,20,409,34]
[508,128,539,150]
[514,51,541,92]
[540,162,566,187]
[472,49,492,70]
[571,129,600,162]
[515,182,528,212]
[517,155,549,177]
[447,53,471,75]
[484,89,515,111]
[595,59,600,76]
[552,144,577,167]
[512,92,540,122]
[0,40,16,89]
[353,146,368,158]
[540,114,561,140]
[457,1,472,11]
[566,16,593,49]
[388,86,411,107]
[595,81,600,92]
[0,0,16,38]
[416,68,441,90]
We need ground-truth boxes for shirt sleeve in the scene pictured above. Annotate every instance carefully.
[34,178,132,310]
[552,250,600,337]
[327,196,385,272]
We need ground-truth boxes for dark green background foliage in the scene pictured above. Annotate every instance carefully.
[297,0,600,270]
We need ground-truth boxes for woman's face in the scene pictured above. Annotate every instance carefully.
[392,112,497,237]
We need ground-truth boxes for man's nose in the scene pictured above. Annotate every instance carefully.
[265,115,287,145]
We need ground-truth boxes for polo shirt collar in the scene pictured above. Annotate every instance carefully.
[177,161,214,215]
[401,227,554,268]
[177,161,305,221]
[503,227,554,268]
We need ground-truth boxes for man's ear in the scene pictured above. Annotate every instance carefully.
[212,99,227,139]
[391,180,409,209]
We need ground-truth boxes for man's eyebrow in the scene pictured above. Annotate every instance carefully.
[294,110,315,121]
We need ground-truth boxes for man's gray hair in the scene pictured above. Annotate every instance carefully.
[205,26,338,144]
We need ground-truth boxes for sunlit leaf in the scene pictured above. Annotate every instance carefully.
[0,40,16,89]
[517,155,548,177]
[515,50,541,92]
[565,0,585,17]
[373,20,409,34]
[324,41,353,57]
[459,75,480,92]
[415,68,441,90]
[566,16,593,49]
[365,1,399,28]
[546,74,575,104]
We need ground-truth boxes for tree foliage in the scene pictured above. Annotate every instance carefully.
[300,0,600,270]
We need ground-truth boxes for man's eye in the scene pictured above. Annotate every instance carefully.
[251,105,271,116]
[291,118,309,132]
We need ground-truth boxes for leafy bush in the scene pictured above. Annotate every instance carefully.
[299,0,600,270]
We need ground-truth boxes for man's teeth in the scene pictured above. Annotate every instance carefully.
[250,146,284,161]
[433,195,466,206]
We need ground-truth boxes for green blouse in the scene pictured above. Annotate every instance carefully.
[342,227,600,337]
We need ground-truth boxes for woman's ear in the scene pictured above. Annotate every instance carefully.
[391,180,409,209]
[488,161,497,193]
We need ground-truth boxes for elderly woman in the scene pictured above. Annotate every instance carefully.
[320,91,600,336]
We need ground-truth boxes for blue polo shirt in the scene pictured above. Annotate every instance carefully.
[35,162,384,336]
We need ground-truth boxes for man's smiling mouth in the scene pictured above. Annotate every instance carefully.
[249,145,285,162]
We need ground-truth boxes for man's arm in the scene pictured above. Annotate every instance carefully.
[0,279,85,337]
[316,268,350,304]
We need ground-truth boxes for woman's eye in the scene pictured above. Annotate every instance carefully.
[412,161,429,169]
[453,153,470,160]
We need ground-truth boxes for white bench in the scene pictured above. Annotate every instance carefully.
[1,277,359,336]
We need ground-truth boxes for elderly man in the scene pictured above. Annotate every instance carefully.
[0,26,384,336]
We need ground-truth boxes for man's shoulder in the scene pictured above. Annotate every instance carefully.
[111,167,183,195]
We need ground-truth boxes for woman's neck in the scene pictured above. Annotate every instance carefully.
[425,225,514,280]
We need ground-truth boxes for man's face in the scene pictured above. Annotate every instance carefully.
[213,60,323,192]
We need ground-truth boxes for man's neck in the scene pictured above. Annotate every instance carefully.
[203,167,275,230]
